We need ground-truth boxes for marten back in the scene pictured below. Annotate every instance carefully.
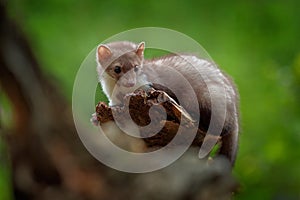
[143,55,239,163]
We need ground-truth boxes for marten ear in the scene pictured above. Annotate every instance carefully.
[97,44,112,61]
[136,42,145,57]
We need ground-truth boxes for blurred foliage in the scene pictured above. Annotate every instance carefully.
[1,0,300,199]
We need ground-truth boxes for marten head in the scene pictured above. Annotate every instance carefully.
[97,41,145,88]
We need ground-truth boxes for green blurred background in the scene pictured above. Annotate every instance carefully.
[2,0,300,199]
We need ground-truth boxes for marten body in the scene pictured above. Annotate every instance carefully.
[96,41,239,164]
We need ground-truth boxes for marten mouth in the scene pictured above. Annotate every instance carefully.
[123,82,135,87]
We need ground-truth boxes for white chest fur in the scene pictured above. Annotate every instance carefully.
[99,72,150,106]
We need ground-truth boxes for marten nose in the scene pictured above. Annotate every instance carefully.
[122,70,136,87]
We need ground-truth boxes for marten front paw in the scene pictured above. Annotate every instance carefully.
[90,113,99,126]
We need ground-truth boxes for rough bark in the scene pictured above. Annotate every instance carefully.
[94,88,211,148]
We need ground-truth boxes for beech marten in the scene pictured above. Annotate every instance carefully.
[95,41,239,165]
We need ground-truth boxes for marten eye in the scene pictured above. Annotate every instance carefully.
[134,65,139,72]
[114,66,122,74]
